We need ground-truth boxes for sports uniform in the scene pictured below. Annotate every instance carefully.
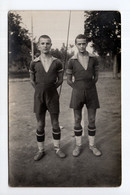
[67,52,101,157]
[30,56,63,119]
[30,55,66,160]
[66,54,100,110]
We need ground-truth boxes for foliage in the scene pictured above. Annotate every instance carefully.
[51,43,74,66]
[84,11,121,56]
[8,11,74,72]
[8,11,31,69]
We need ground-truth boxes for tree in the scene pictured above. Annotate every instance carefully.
[51,43,74,70]
[8,11,31,70]
[84,11,121,78]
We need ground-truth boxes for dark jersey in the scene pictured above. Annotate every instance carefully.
[66,54,100,109]
[29,56,63,90]
[66,54,99,89]
[29,56,63,116]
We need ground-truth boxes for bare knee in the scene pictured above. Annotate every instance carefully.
[52,120,59,129]
[50,114,59,129]
[37,121,45,134]
[74,114,82,129]
[88,117,95,128]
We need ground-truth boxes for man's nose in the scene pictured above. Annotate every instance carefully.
[43,43,47,47]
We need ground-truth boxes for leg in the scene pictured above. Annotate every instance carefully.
[87,108,101,156]
[50,113,66,158]
[88,108,96,135]
[34,112,46,161]
[50,113,60,144]
[73,109,83,157]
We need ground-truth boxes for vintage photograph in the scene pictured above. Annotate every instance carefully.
[8,10,121,187]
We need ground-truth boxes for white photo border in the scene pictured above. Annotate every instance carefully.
[0,0,130,194]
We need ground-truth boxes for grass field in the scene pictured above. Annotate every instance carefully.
[9,72,121,187]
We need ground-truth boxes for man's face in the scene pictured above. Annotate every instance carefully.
[75,38,88,53]
[38,38,52,54]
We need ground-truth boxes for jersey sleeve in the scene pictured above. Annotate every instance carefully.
[66,59,73,75]
[29,61,35,74]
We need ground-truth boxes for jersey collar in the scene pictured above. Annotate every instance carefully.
[33,55,57,62]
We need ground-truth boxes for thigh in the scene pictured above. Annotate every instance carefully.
[70,89,84,109]
[45,89,59,114]
[74,109,82,127]
[34,88,47,116]
[85,87,100,109]
[36,111,46,132]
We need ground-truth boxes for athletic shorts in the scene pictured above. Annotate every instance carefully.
[34,84,59,119]
[70,86,100,110]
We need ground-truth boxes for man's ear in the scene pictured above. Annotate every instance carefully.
[37,44,40,50]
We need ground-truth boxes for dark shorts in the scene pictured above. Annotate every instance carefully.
[34,84,59,118]
[70,86,100,110]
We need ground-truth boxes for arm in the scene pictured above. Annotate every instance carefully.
[94,58,99,83]
[55,71,63,88]
[29,61,36,88]
[66,59,74,88]
[67,74,74,88]
[94,72,98,83]
[30,72,36,89]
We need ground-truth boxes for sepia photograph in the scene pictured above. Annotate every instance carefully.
[8,10,121,187]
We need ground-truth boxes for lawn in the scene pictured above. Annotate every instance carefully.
[9,72,121,187]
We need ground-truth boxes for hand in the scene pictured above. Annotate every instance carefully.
[94,76,98,83]
[30,80,36,89]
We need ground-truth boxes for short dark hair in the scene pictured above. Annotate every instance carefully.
[38,35,51,43]
[75,34,88,44]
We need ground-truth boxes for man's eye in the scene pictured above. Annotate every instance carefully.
[78,43,85,46]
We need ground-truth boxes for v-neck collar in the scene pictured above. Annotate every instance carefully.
[34,55,57,73]
[71,52,90,71]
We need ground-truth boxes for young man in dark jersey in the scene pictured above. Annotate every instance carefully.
[66,34,102,157]
[29,35,66,161]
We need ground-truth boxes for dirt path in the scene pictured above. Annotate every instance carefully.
[9,73,121,187]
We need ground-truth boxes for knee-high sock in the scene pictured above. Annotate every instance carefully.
[52,128,61,150]
[53,139,60,150]
[75,136,82,147]
[37,142,44,152]
[88,126,96,146]
[36,130,45,152]
[74,126,82,146]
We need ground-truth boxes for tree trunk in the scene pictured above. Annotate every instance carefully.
[113,54,118,79]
